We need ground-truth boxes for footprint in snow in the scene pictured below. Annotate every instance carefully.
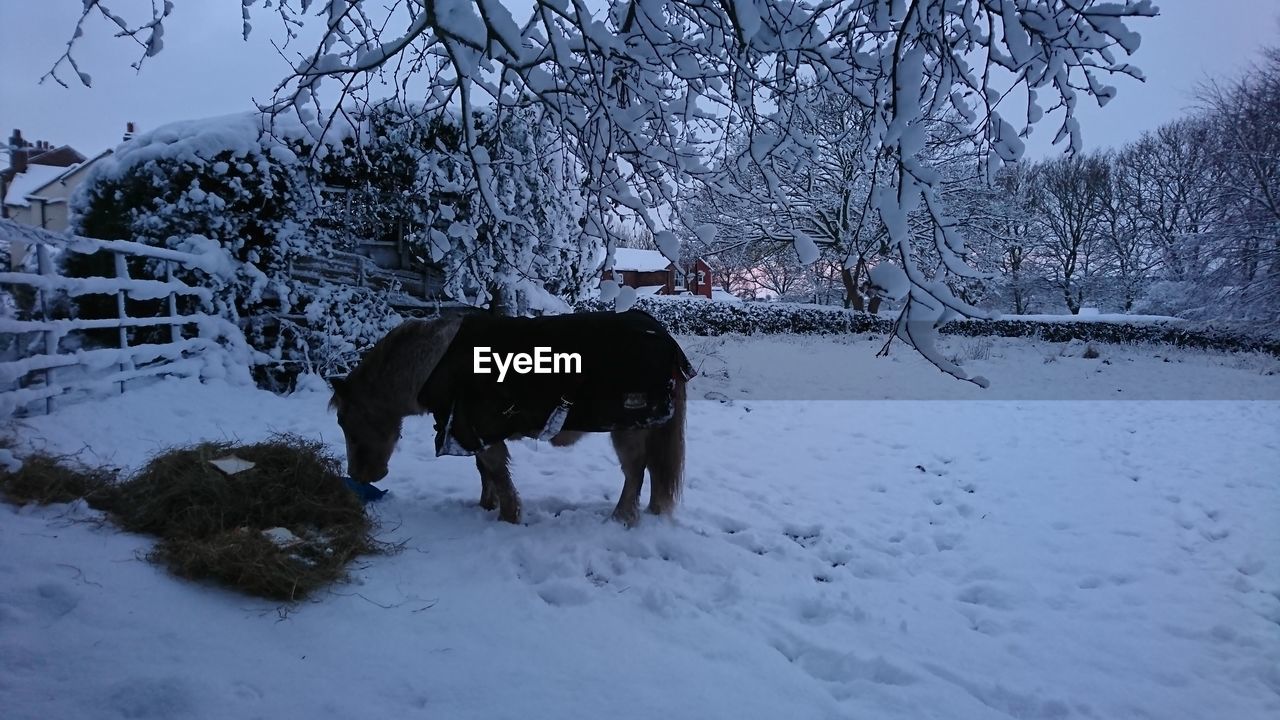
[536,580,592,607]
[103,676,197,720]
[783,524,823,548]
[956,583,1016,611]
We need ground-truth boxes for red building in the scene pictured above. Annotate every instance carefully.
[684,256,713,299]
[603,248,677,295]
[602,249,717,299]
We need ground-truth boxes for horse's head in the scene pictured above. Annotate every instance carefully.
[329,376,403,484]
[328,316,463,485]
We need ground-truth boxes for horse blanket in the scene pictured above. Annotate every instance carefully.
[419,310,695,456]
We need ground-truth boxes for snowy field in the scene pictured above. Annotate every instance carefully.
[3,334,1279,720]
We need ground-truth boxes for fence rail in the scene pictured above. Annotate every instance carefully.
[0,219,244,416]
[288,250,445,310]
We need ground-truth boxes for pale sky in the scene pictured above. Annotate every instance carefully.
[1,2,1276,160]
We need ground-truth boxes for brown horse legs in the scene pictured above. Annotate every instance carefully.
[476,465,498,511]
[610,429,649,526]
[475,441,521,524]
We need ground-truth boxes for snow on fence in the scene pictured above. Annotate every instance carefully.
[0,219,252,416]
[287,251,445,312]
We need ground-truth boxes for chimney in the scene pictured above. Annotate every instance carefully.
[123,121,136,142]
[9,129,28,174]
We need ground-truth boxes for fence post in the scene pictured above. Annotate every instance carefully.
[36,243,57,414]
[113,251,133,393]
[166,260,181,344]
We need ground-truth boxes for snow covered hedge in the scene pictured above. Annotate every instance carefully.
[68,104,596,387]
[70,112,351,372]
[576,299,1280,357]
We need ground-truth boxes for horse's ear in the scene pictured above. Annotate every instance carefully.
[420,315,463,377]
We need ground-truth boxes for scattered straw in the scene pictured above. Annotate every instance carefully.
[0,452,118,508]
[0,434,382,602]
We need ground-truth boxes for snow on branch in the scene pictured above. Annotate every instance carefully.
[52,1,1158,382]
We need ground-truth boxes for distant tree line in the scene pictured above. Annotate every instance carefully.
[684,47,1280,332]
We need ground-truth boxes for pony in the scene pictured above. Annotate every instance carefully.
[328,310,693,526]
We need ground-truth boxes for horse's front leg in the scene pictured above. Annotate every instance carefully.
[476,441,521,524]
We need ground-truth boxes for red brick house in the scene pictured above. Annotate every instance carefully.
[602,249,722,299]
[603,248,677,296]
[685,256,714,299]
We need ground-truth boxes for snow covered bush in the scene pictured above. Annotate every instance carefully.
[579,298,1280,357]
[70,113,326,350]
[68,103,597,388]
[248,284,405,391]
[366,105,596,310]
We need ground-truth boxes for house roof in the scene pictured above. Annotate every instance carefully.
[28,145,87,167]
[3,164,71,207]
[3,148,112,208]
[611,248,674,272]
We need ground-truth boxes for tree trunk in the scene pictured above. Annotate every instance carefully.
[841,267,864,311]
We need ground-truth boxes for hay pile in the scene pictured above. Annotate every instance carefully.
[0,451,118,507]
[0,435,380,601]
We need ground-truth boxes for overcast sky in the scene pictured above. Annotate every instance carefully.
[1,2,1276,160]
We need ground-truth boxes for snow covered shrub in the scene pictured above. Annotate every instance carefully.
[70,113,324,350]
[377,105,596,311]
[576,298,892,336]
[580,298,1280,357]
[249,284,403,390]
[66,105,596,389]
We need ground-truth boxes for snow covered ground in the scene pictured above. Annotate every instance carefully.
[3,334,1278,720]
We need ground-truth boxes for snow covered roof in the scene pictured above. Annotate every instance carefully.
[611,248,674,272]
[635,284,667,296]
[712,288,742,303]
[3,164,74,207]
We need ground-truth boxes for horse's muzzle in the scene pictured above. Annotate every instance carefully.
[350,465,388,484]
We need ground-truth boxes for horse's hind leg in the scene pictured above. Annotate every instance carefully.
[476,441,521,524]
[474,457,498,512]
[645,381,686,516]
[610,429,648,527]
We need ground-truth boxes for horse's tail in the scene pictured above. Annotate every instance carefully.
[646,379,686,514]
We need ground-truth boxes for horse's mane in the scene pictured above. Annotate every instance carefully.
[331,316,462,414]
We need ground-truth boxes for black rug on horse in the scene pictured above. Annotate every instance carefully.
[420,310,695,456]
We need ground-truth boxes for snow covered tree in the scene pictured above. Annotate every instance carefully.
[1028,153,1110,314]
[346,104,595,313]
[962,162,1041,314]
[53,0,1158,384]
[1121,119,1220,284]
[1197,46,1280,328]
[1097,148,1157,312]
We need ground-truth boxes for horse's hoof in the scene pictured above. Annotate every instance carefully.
[610,509,640,528]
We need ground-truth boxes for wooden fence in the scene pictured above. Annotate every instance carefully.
[0,220,247,416]
[287,250,446,313]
